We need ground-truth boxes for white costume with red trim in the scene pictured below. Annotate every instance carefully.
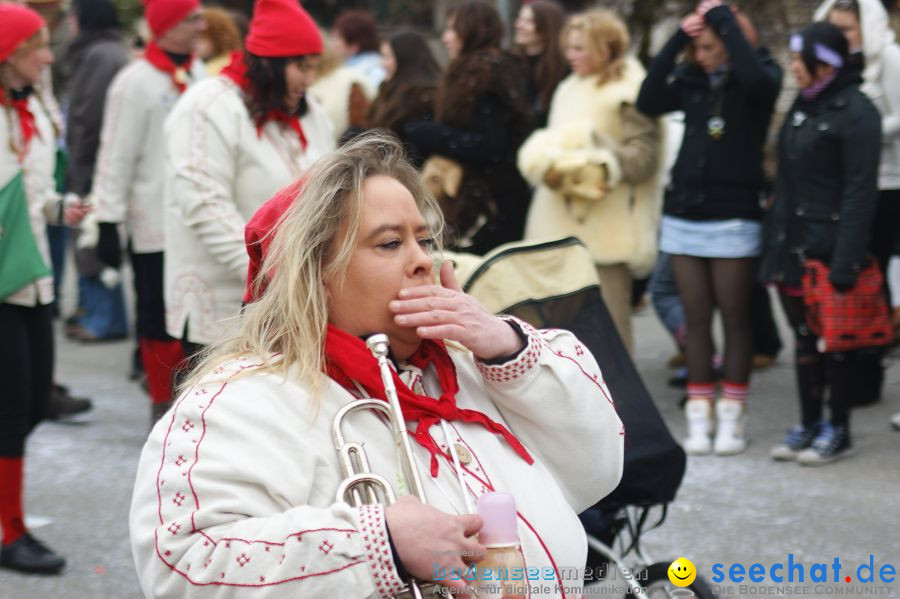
[162,75,334,344]
[91,57,206,253]
[1,93,59,307]
[130,318,624,598]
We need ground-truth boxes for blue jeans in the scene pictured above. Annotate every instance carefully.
[46,224,68,316]
[77,275,127,339]
[648,252,685,346]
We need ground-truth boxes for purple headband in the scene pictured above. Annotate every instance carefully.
[789,33,844,68]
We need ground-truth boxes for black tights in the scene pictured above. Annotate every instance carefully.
[778,294,851,428]
[671,255,755,385]
[0,303,54,457]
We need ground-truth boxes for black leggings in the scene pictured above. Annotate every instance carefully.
[778,294,852,428]
[671,255,755,385]
[130,250,175,340]
[0,303,54,457]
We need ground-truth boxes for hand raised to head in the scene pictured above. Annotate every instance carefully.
[696,0,724,17]
[681,12,705,37]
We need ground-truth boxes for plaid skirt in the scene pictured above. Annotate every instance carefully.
[802,259,893,353]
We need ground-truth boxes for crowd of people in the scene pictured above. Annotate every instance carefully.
[1,0,899,593]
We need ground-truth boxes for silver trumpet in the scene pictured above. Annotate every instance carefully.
[332,334,434,599]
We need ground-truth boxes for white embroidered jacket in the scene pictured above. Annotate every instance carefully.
[129,319,624,598]
[91,57,206,253]
[162,76,335,344]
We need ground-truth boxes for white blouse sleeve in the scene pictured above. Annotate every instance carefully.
[474,317,625,513]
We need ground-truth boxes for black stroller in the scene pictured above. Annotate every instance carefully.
[457,237,716,599]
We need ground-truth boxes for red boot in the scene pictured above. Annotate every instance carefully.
[139,338,185,416]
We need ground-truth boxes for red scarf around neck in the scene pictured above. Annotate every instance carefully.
[144,40,193,93]
[220,51,308,151]
[0,88,37,161]
[324,324,534,477]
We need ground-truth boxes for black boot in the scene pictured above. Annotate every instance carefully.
[852,348,883,407]
[0,533,66,575]
[795,353,826,427]
[47,384,93,422]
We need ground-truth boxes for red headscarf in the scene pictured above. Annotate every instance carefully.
[243,178,304,303]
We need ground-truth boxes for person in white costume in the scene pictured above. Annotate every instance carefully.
[91,0,207,422]
[0,4,89,574]
[130,132,624,598]
[163,0,334,359]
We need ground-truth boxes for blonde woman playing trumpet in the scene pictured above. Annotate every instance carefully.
[129,132,624,598]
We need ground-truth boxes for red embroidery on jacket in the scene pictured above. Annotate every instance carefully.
[152,363,371,588]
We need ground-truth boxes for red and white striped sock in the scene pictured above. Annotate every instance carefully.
[686,383,715,402]
[721,381,749,404]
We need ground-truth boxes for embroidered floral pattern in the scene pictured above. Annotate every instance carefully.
[356,505,406,599]
[476,317,542,383]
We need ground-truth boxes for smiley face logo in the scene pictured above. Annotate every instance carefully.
[668,557,697,587]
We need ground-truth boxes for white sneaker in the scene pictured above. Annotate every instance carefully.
[684,399,713,455]
[891,412,900,431]
[714,399,747,456]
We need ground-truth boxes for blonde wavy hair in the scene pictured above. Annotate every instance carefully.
[561,9,630,85]
[182,131,446,399]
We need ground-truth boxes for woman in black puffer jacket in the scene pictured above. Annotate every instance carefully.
[637,1,782,457]
[761,22,882,466]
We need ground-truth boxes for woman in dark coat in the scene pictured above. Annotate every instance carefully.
[512,0,568,128]
[366,31,439,154]
[636,0,782,457]
[405,0,533,255]
[64,0,129,342]
[761,22,882,465]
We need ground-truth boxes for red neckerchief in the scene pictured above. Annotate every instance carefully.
[0,88,37,161]
[325,324,534,477]
[220,51,308,151]
[144,40,193,93]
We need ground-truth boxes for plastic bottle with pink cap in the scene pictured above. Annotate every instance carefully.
[475,492,527,599]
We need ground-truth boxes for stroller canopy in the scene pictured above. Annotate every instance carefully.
[454,237,686,509]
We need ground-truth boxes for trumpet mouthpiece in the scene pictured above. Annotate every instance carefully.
[366,334,390,358]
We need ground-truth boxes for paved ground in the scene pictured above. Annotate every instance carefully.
[2,289,899,599]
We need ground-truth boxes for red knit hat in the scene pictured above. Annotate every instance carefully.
[245,0,323,57]
[144,0,200,38]
[0,4,46,63]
